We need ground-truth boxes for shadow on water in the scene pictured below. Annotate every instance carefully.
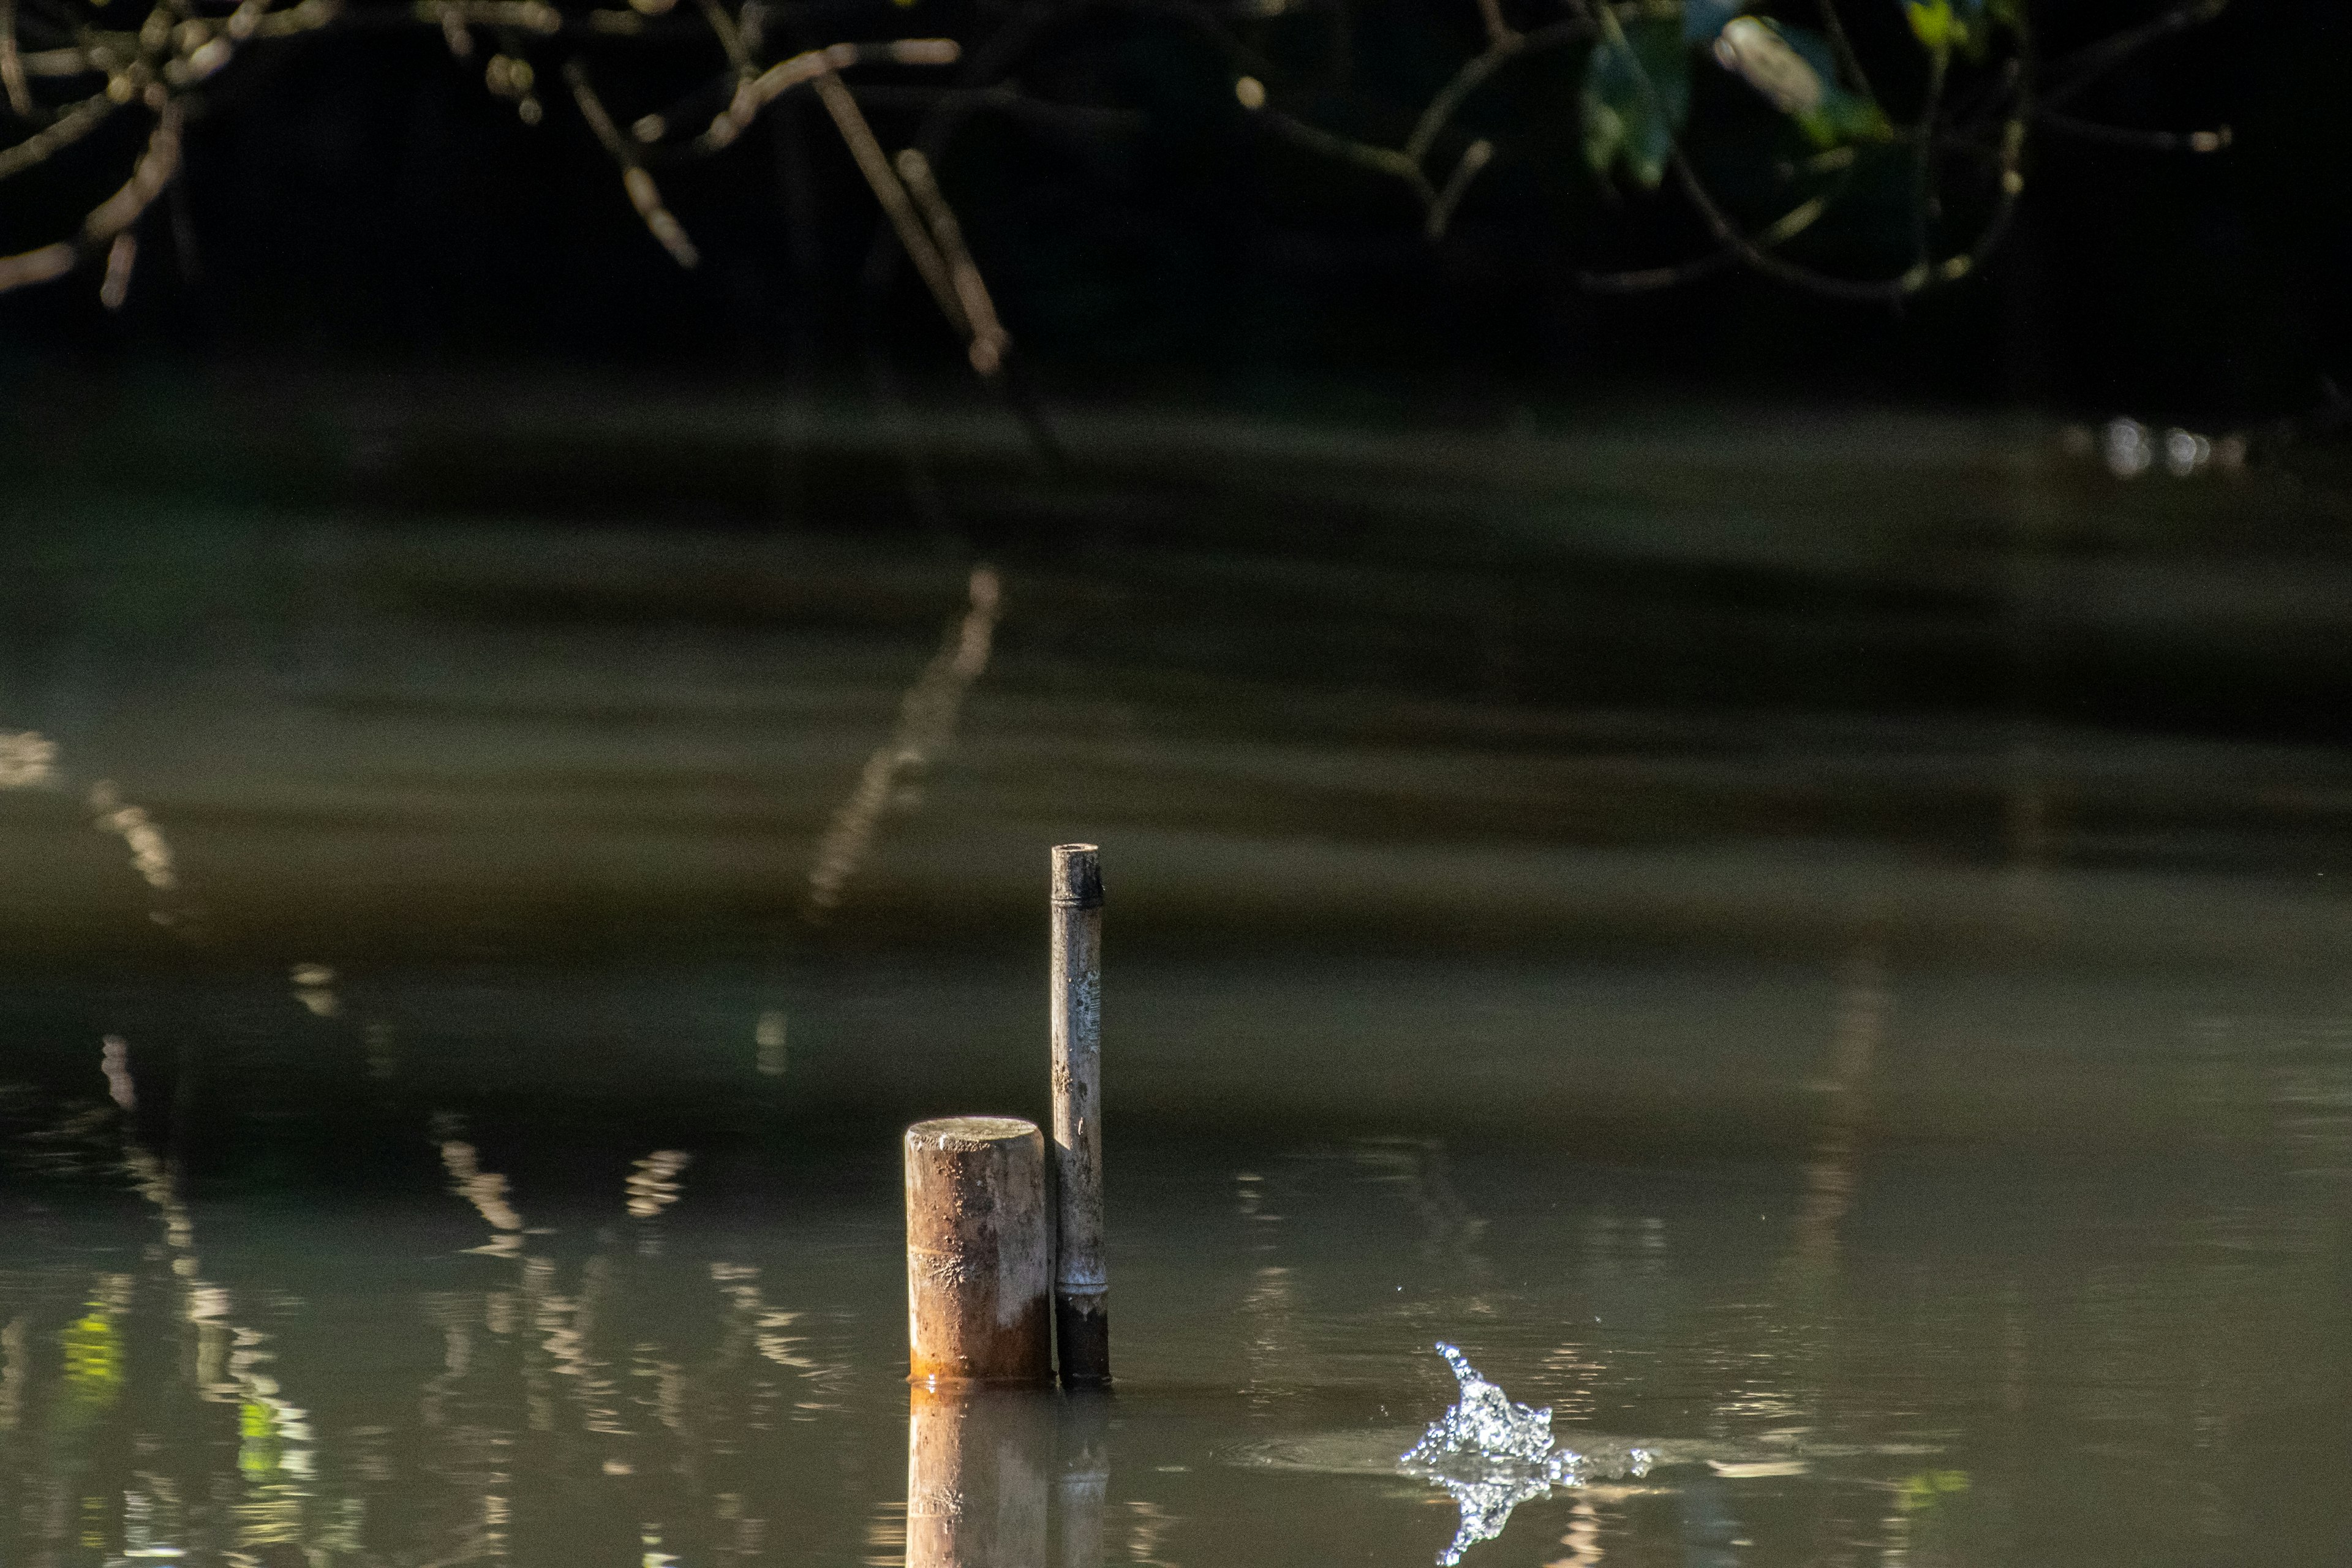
[0,399,2350,1564]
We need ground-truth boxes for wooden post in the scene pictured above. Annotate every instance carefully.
[904,1117,1052,1387]
[905,1387,1049,1568]
[1049,843,1109,1385]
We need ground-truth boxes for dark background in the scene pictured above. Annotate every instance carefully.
[0,0,2342,422]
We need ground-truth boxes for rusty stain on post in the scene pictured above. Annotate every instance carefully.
[1050,843,1109,1384]
[904,1116,1052,1387]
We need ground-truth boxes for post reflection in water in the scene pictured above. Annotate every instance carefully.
[906,1387,1046,1568]
[905,1387,1107,1568]
[1056,1392,1110,1568]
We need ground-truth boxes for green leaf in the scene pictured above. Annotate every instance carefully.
[1904,0,2000,57]
[1713,17,1826,116]
[1713,19,1890,147]
[1582,19,1691,189]
[1681,0,1747,46]
[1798,88,1893,148]
[1902,0,1958,52]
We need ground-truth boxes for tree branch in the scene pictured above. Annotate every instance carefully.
[2037,106,2228,153]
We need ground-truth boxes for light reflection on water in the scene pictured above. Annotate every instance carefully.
[0,460,2349,1564]
[0,1050,2345,1564]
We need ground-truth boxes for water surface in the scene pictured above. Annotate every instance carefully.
[1,405,2348,1566]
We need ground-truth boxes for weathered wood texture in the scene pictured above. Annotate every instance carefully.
[903,1116,1052,1387]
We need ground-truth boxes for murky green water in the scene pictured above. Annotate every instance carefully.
[1,404,2349,1566]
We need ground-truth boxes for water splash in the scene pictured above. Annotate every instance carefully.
[1400,1343,1652,1566]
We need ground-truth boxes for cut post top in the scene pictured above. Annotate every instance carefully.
[1050,843,1102,908]
[905,1115,1040,1154]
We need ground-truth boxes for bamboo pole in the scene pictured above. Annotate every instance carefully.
[1049,843,1109,1384]
[903,1116,1052,1387]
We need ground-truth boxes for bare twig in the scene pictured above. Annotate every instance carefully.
[1580,190,1835,290]
[848,83,1145,140]
[2043,0,2228,108]
[694,37,956,152]
[690,0,748,77]
[874,0,1070,470]
[1,0,32,119]
[0,236,71,291]
[0,0,2235,319]
[811,66,972,344]
[564,58,699,266]
[1235,9,1583,240]
[0,97,183,295]
[2037,107,2228,153]
[1812,0,1877,105]
[1911,41,1948,275]
[1472,0,1515,50]
[255,0,343,40]
[0,90,115,179]
[98,228,135,307]
[414,1,559,37]
[1653,119,2024,304]
[1564,0,2034,303]
[1,0,318,302]
[20,47,113,78]
[1578,246,1741,292]
[1252,100,1432,201]
[1404,17,1590,165]
[895,147,1010,375]
[86,104,183,249]
[1424,137,1492,239]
